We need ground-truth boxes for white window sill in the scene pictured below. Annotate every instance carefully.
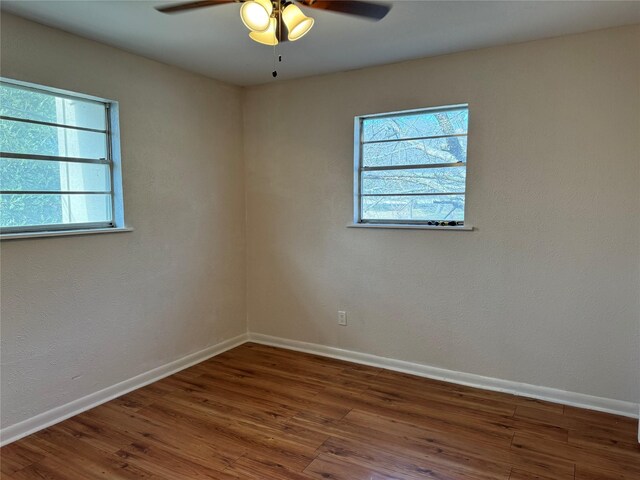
[0,227,134,241]
[347,223,473,231]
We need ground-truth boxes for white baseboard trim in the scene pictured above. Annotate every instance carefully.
[0,333,249,447]
[248,333,639,419]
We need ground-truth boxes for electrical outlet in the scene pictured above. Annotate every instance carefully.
[338,311,347,326]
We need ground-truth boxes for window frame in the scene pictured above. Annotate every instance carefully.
[353,104,469,227]
[0,77,126,236]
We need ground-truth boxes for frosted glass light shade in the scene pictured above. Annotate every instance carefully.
[240,0,273,32]
[282,4,314,41]
[249,17,279,45]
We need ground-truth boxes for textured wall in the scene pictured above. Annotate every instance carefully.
[244,26,640,403]
[0,14,246,428]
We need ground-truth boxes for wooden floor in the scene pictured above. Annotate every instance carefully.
[1,343,638,480]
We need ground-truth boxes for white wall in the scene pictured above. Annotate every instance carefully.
[243,25,640,403]
[0,14,247,428]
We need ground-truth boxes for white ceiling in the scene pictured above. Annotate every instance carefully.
[3,1,639,86]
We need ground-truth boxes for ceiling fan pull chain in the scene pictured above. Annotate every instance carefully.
[272,0,282,78]
[272,46,277,77]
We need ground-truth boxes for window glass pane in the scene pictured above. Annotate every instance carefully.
[0,158,110,192]
[362,167,466,195]
[363,136,467,167]
[0,82,106,130]
[0,193,112,228]
[363,108,468,142]
[361,194,465,222]
[0,119,107,159]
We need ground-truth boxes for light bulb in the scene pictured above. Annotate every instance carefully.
[282,3,314,41]
[240,0,273,32]
[249,17,278,45]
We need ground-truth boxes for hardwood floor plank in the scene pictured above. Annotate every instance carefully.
[342,410,573,480]
[574,464,632,480]
[7,460,101,480]
[563,405,637,428]
[511,433,639,477]
[507,468,561,480]
[375,370,564,414]
[195,370,353,419]
[318,435,511,480]
[82,404,246,468]
[114,441,226,480]
[340,393,517,447]
[364,374,518,417]
[138,400,324,472]
[568,427,640,456]
[17,429,156,480]
[0,442,45,476]
[225,454,315,479]
[515,406,637,436]
[304,453,424,480]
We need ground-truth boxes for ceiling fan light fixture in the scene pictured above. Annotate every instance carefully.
[240,0,273,32]
[282,3,314,41]
[249,16,279,45]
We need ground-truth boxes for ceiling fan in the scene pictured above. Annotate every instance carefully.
[156,1,392,46]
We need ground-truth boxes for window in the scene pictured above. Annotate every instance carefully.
[354,105,468,227]
[0,79,124,235]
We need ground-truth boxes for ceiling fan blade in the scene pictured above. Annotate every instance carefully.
[156,0,237,14]
[300,1,391,21]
